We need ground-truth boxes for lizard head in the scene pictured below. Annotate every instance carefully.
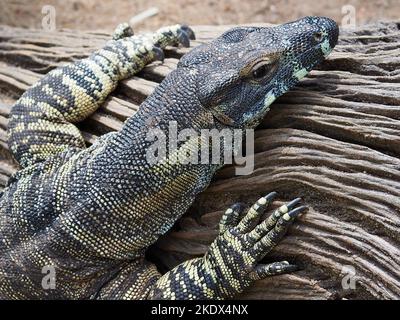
[178,16,339,128]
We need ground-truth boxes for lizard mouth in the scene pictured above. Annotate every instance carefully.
[211,110,241,129]
[210,108,239,128]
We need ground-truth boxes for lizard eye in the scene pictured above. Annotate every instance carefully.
[249,60,278,82]
[252,63,269,79]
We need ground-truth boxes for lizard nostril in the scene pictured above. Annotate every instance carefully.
[313,32,323,43]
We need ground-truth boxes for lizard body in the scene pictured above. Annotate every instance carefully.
[0,17,338,299]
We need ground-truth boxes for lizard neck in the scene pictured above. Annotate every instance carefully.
[122,69,217,138]
[89,69,225,254]
[110,67,229,170]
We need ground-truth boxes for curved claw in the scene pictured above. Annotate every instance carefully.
[287,205,308,218]
[264,191,278,202]
[286,197,302,211]
[253,261,298,279]
[152,46,165,62]
[177,29,191,48]
[181,25,196,40]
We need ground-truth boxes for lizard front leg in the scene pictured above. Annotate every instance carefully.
[7,23,194,168]
[147,192,306,299]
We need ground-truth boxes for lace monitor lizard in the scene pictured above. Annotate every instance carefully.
[0,17,338,299]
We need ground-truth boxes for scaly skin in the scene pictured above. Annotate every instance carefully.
[0,17,338,299]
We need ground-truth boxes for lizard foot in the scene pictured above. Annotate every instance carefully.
[124,24,196,64]
[152,24,196,49]
[113,22,134,40]
[204,192,307,297]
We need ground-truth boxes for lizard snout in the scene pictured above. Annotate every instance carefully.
[307,16,339,53]
[316,16,339,48]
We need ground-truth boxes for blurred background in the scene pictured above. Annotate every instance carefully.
[0,0,399,32]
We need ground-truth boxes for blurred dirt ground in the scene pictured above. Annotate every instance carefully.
[0,0,399,32]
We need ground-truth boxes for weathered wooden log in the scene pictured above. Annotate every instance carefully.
[0,22,399,300]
